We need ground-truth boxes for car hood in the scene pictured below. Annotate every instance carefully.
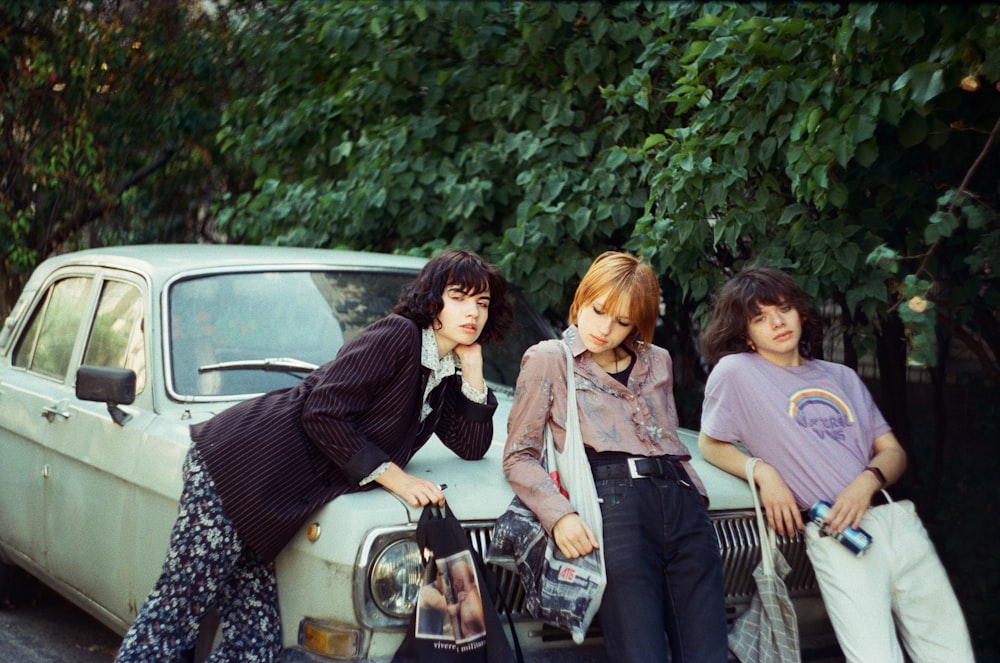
[363,387,756,524]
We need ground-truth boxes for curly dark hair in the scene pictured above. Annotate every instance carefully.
[700,265,824,365]
[391,249,513,345]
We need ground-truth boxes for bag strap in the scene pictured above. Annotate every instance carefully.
[558,340,582,450]
[541,341,580,492]
[453,505,525,663]
[470,544,524,663]
[744,457,776,576]
[543,426,559,473]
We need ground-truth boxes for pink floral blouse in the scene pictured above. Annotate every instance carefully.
[502,325,708,534]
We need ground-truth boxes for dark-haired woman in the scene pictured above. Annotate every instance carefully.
[698,264,973,663]
[116,249,514,662]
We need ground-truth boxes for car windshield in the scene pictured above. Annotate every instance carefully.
[167,269,553,398]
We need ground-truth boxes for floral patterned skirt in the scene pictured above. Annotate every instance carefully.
[114,445,282,662]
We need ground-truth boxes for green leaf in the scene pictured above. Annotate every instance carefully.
[643,133,667,150]
[834,243,859,270]
[897,112,928,148]
[926,210,959,242]
[853,5,876,31]
[605,148,628,170]
[556,3,578,22]
[828,182,849,208]
[570,206,592,239]
[690,273,709,300]
[892,62,946,106]
[700,39,727,61]
[936,189,958,207]
[855,140,879,167]
[830,134,852,168]
[681,40,710,64]
[847,113,877,143]
[964,203,993,230]
[806,107,823,135]
[777,204,808,226]
[691,14,724,29]
[866,244,899,272]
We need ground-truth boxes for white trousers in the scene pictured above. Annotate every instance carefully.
[804,499,975,663]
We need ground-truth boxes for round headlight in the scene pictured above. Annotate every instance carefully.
[370,539,423,618]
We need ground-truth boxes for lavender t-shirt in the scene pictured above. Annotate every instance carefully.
[701,352,892,508]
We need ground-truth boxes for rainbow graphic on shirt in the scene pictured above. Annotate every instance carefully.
[789,388,855,442]
[788,389,855,422]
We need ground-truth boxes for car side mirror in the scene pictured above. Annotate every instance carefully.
[76,366,136,426]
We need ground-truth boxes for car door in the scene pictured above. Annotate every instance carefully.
[0,273,93,573]
[48,270,158,624]
[1,267,155,624]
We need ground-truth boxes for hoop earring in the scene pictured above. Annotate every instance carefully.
[747,340,757,352]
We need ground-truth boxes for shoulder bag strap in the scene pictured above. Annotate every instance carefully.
[744,456,776,576]
[542,342,579,497]
[559,340,582,451]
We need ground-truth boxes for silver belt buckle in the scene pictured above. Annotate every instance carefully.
[627,457,646,479]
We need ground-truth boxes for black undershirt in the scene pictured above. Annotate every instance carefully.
[585,347,635,465]
[607,348,635,386]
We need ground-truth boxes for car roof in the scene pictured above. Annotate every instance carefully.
[35,244,430,285]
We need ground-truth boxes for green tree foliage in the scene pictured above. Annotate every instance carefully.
[621,3,998,383]
[216,1,687,315]
[6,0,997,423]
[216,1,997,381]
[5,1,996,385]
[0,0,242,313]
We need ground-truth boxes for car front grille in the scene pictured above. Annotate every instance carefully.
[465,509,819,619]
[713,510,819,602]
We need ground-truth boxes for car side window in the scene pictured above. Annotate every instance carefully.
[13,277,93,379]
[82,280,147,395]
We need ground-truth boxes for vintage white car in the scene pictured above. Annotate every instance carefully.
[0,245,837,661]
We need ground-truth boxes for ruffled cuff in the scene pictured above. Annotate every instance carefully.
[461,380,488,404]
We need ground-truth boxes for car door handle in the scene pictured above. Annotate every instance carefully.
[41,402,71,422]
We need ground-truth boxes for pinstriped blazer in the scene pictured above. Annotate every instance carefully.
[191,314,497,561]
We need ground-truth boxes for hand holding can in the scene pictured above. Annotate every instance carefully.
[809,500,873,557]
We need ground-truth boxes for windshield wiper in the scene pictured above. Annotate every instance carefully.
[198,357,319,376]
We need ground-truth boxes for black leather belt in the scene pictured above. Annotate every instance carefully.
[591,455,688,481]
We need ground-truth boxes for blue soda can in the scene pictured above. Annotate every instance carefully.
[809,500,873,557]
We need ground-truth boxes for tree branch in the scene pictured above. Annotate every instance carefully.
[953,114,1000,204]
[112,143,177,195]
[913,113,1000,279]
[935,313,1000,383]
[44,144,178,248]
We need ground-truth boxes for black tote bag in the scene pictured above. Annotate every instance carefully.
[392,504,521,663]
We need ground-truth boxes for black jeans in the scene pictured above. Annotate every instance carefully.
[595,473,729,663]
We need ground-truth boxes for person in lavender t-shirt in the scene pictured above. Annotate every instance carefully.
[697,265,973,663]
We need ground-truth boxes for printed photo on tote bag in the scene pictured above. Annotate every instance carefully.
[415,550,487,644]
[393,504,520,663]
